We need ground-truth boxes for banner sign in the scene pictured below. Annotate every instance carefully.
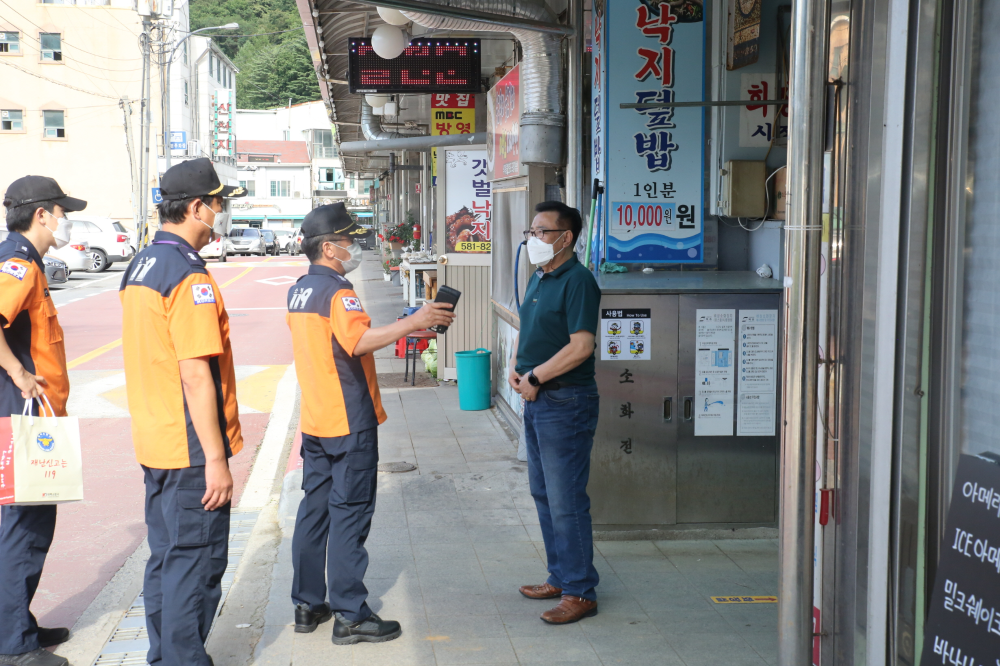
[602,0,705,264]
[431,93,475,186]
[212,89,234,157]
[592,3,606,185]
[739,73,788,147]
[169,130,186,151]
[444,149,491,253]
[487,64,520,181]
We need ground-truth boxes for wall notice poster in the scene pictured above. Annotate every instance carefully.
[431,94,475,186]
[444,150,491,253]
[602,0,705,264]
[212,89,234,157]
[600,309,651,361]
[736,309,777,436]
[919,454,1000,666]
[695,309,735,436]
[738,74,788,148]
[487,64,520,181]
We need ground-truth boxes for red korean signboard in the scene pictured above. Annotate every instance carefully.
[487,64,520,180]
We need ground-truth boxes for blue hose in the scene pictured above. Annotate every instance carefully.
[514,240,526,312]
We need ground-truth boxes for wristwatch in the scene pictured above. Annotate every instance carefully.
[527,371,541,387]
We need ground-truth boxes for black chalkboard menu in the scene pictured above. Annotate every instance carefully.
[921,454,1000,666]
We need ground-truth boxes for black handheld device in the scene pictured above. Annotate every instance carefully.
[430,285,461,334]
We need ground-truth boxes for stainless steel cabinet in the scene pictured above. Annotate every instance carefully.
[589,280,781,528]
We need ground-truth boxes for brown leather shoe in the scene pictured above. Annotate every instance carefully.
[540,596,598,624]
[519,582,563,599]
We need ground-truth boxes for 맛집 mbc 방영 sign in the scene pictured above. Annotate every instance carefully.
[444,150,491,254]
[431,94,475,185]
[348,38,481,94]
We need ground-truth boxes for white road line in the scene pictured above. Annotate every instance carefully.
[238,363,297,509]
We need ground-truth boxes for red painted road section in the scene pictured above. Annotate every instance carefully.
[2,257,308,631]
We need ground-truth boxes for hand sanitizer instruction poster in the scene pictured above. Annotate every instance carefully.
[695,309,735,436]
[601,309,651,361]
[737,310,778,436]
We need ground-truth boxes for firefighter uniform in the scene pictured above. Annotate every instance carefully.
[288,260,387,623]
[0,233,70,656]
[120,230,242,666]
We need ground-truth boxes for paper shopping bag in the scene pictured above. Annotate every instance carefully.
[0,397,83,505]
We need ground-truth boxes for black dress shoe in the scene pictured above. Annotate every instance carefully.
[294,603,332,633]
[0,649,69,666]
[36,628,70,649]
[331,612,401,645]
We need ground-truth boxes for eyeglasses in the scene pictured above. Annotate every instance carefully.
[522,229,564,240]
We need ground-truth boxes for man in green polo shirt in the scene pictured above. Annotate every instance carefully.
[506,201,602,625]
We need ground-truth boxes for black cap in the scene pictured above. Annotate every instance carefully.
[301,203,372,239]
[4,176,88,212]
[160,158,247,201]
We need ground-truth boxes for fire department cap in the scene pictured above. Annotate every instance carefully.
[301,202,373,240]
[159,158,247,201]
[3,175,88,212]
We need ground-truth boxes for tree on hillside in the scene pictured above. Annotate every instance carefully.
[190,0,321,109]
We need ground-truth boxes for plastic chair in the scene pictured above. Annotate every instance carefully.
[403,330,438,386]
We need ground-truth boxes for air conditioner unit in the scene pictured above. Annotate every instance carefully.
[186,140,200,157]
[293,191,301,198]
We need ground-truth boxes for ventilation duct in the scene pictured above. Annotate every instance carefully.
[360,99,406,141]
[401,0,564,166]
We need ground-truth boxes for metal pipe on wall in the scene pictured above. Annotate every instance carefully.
[565,0,584,209]
[778,0,829,661]
[420,152,428,250]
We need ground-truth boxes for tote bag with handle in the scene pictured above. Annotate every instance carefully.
[0,396,83,505]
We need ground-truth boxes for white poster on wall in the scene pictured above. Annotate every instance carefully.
[444,149,491,254]
[496,317,522,417]
[737,309,778,436]
[695,309,736,436]
[738,73,788,148]
[600,309,651,361]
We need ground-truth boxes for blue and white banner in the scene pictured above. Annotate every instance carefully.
[601,0,705,264]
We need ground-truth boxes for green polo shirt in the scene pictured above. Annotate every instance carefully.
[515,253,601,386]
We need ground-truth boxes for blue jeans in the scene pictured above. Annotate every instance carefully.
[524,384,600,601]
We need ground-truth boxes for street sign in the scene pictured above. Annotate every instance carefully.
[169,130,186,150]
[151,188,162,204]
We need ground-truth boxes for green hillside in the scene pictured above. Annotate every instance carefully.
[190,0,321,109]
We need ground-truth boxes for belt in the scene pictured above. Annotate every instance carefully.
[538,380,584,392]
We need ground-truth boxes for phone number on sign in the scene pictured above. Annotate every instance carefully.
[613,202,697,229]
[456,241,491,252]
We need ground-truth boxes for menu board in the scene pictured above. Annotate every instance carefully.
[601,309,651,361]
[921,454,1000,666]
[695,309,735,436]
[737,310,778,436]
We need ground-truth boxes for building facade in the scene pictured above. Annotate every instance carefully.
[233,140,312,227]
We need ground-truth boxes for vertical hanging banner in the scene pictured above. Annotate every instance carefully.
[591,0,606,186]
[212,89,234,157]
[431,94,475,186]
[603,0,705,264]
[444,150,491,253]
[486,65,521,181]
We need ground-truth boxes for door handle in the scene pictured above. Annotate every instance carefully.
[663,397,672,422]
[683,396,694,421]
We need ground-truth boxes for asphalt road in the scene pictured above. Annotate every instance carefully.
[11,253,312,632]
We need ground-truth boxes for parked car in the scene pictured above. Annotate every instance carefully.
[199,236,227,262]
[288,230,304,256]
[272,228,296,254]
[226,227,266,256]
[260,229,279,256]
[67,216,135,272]
[43,255,68,284]
[357,224,374,250]
[48,241,90,274]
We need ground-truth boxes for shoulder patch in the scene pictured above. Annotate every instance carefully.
[1,260,27,281]
[192,283,216,305]
[341,296,363,312]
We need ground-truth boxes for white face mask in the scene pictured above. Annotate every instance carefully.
[196,206,232,239]
[45,212,72,249]
[333,240,363,274]
[526,231,568,267]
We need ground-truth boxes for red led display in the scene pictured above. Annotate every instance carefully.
[348,38,481,94]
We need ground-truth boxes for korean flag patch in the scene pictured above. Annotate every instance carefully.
[341,296,363,312]
[1,260,26,281]
[192,283,216,305]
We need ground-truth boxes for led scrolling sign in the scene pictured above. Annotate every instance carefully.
[348,38,481,94]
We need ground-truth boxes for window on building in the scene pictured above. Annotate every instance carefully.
[184,81,189,105]
[40,33,62,62]
[0,32,20,54]
[43,110,65,138]
[335,181,345,190]
[1,110,23,131]
[349,177,355,190]
[282,129,290,141]
[209,53,213,78]
[239,180,256,196]
[270,181,290,197]
[183,39,188,65]
[312,129,336,158]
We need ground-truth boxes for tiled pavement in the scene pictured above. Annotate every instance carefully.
[246,252,780,665]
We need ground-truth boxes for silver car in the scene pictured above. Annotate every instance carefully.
[44,255,68,284]
[226,228,265,256]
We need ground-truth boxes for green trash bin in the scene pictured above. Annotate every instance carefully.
[455,348,492,411]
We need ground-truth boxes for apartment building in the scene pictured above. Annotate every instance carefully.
[233,140,312,227]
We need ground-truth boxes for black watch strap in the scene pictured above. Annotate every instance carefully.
[527,371,540,387]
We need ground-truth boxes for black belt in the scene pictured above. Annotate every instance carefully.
[538,380,583,392]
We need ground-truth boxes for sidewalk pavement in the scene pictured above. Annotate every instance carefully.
[217,252,779,666]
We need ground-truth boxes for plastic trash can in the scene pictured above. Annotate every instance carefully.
[455,348,492,411]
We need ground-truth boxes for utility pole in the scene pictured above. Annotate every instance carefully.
[138,18,152,249]
[119,97,140,233]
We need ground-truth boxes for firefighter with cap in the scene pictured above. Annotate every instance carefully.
[119,158,246,666]
[0,177,86,666]
[287,203,455,644]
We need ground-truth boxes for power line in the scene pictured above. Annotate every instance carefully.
[0,0,143,62]
[0,59,118,99]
